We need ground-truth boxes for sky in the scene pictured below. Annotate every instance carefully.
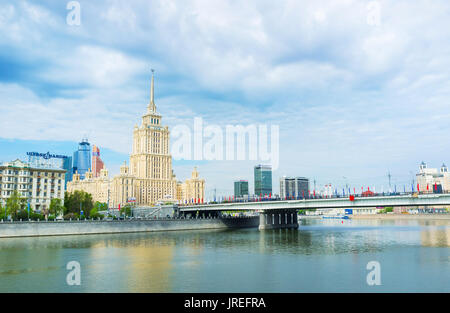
[1,0,450,198]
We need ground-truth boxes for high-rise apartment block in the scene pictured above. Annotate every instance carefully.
[254,165,272,196]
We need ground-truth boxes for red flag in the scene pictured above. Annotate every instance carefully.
[417,184,419,192]
[427,184,429,191]
[118,204,121,211]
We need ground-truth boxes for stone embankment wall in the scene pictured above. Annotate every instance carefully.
[0,216,259,238]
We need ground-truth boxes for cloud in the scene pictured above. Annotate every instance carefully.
[1,0,450,195]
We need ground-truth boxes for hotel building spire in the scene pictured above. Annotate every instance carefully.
[148,69,156,113]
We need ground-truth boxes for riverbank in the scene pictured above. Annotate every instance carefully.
[351,214,450,220]
[0,216,259,238]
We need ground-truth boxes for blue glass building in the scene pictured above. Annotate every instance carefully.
[254,165,272,196]
[62,156,73,189]
[72,138,91,179]
[234,180,249,198]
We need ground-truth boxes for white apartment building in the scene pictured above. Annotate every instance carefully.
[0,159,66,212]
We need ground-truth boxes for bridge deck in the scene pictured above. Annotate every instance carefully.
[179,194,450,212]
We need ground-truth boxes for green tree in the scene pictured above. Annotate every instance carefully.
[120,204,133,217]
[94,201,108,211]
[6,190,27,219]
[49,198,63,218]
[64,190,94,217]
[89,207,105,219]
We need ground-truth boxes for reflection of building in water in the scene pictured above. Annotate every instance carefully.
[88,237,175,292]
[126,245,175,292]
[421,224,450,247]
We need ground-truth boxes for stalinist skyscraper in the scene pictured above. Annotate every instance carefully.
[68,70,205,208]
[129,70,178,204]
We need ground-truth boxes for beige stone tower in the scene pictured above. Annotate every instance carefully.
[179,167,205,204]
[129,70,177,205]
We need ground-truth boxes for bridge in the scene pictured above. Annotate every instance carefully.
[179,193,450,230]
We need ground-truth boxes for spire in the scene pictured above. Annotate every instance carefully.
[148,68,156,113]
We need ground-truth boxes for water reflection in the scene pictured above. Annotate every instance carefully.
[0,218,448,292]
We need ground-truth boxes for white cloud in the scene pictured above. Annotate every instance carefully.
[1,0,450,193]
[41,45,147,88]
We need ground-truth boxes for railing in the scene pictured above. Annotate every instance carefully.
[0,215,256,224]
[179,191,450,207]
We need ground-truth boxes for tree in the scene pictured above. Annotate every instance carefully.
[49,198,63,218]
[121,205,133,217]
[94,201,108,211]
[6,190,27,219]
[89,207,105,219]
[64,190,94,217]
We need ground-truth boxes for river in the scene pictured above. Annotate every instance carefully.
[0,218,449,292]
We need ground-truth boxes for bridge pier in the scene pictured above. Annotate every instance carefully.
[258,210,298,230]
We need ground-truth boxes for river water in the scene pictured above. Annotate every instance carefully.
[0,218,449,292]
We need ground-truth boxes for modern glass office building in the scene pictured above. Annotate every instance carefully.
[72,138,91,179]
[254,165,272,196]
[62,156,73,189]
[234,180,249,198]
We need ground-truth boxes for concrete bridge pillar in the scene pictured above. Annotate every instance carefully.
[258,210,298,230]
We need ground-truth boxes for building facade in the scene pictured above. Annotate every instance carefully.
[179,167,205,204]
[0,159,66,212]
[129,73,178,204]
[416,162,450,193]
[72,138,91,180]
[254,165,272,196]
[110,162,135,207]
[92,145,105,178]
[62,156,73,189]
[67,72,204,207]
[280,176,309,199]
[68,168,110,204]
[234,180,249,198]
